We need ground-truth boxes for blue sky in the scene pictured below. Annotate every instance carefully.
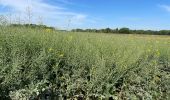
[0,0,170,30]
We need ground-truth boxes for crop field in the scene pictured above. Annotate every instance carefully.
[0,27,170,99]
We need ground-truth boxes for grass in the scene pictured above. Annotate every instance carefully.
[0,26,170,100]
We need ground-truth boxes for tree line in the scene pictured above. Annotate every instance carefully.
[72,28,170,35]
[10,24,55,30]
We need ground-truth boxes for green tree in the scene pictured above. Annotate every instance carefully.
[119,28,131,34]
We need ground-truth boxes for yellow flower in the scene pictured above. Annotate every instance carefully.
[45,28,52,33]
[156,50,160,56]
[59,53,64,57]
[147,49,151,52]
[48,48,53,52]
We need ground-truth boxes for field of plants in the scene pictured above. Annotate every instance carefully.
[0,26,170,100]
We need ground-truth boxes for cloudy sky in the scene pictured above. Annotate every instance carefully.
[0,0,170,30]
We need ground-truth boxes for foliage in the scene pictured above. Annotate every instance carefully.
[10,24,55,30]
[0,26,170,100]
[72,28,170,35]
[118,28,130,34]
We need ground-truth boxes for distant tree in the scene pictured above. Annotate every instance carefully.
[115,28,119,33]
[119,28,130,34]
[105,28,112,33]
[71,27,170,35]
[74,28,84,32]
[159,30,170,35]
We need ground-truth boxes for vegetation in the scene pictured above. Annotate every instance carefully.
[72,28,170,35]
[0,26,170,100]
[10,24,55,30]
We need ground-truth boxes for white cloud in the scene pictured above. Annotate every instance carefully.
[54,0,74,5]
[159,4,170,12]
[0,0,88,29]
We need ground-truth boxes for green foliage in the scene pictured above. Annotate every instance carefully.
[72,28,170,35]
[118,28,130,34]
[10,24,55,30]
[0,26,170,99]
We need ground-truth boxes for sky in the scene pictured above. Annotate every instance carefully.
[0,0,170,30]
